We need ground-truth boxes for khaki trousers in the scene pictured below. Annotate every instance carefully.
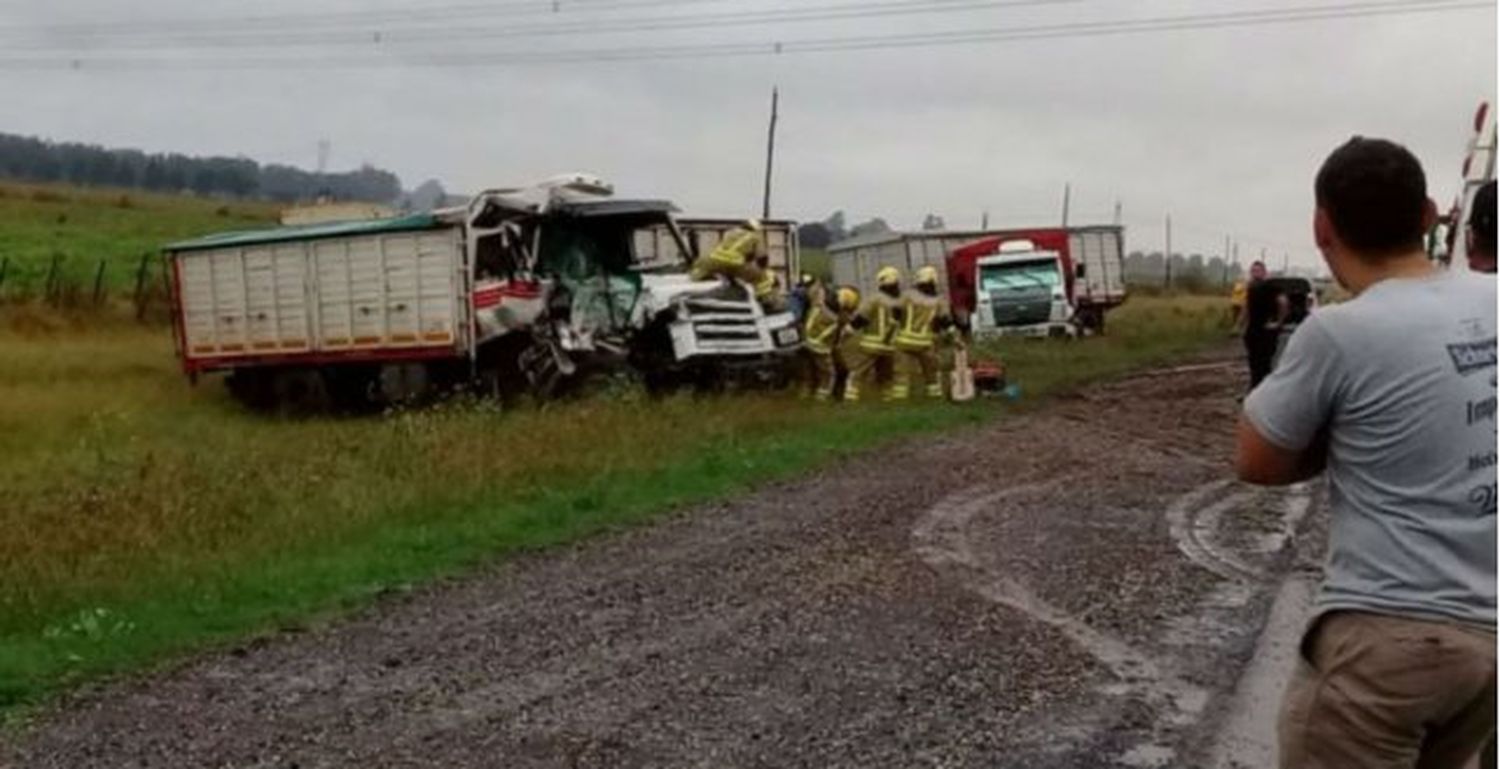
[1279,610,1497,769]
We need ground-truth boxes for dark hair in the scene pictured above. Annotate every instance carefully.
[1470,180,1496,257]
[1314,137,1429,257]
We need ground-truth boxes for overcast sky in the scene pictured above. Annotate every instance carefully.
[0,0,1495,270]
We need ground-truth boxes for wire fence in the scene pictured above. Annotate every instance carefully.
[0,251,169,319]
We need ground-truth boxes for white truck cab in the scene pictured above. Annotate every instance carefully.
[972,241,1075,338]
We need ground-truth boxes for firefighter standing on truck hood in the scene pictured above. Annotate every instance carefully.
[844,266,904,402]
[688,218,785,311]
[892,265,959,400]
[802,284,859,401]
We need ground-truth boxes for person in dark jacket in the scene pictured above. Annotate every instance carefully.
[1242,260,1286,389]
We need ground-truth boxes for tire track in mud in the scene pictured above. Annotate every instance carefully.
[913,473,1321,768]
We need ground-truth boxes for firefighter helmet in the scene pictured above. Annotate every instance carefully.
[836,286,860,312]
[875,266,902,288]
[914,265,939,287]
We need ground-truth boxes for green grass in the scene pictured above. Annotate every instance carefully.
[0,294,1227,719]
[799,248,831,281]
[0,182,279,293]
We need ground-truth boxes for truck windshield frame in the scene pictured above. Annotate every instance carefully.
[978,257,1063,294]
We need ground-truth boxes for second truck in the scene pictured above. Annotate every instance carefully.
[829,225,1128,337]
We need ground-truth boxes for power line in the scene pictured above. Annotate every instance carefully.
[0,0,1486,70]
[0,0,1087,51]
[0,0,732,37]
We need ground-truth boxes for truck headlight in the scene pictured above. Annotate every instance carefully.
[774,326,801,346]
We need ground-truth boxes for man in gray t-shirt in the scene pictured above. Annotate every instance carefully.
[1237,137,1496,769]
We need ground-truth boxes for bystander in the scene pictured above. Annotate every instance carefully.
[1236,137,1497,768]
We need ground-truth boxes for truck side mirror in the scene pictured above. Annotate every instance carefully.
[1075,263,1087,278]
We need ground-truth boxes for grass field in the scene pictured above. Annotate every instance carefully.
[0,294,1229,715]
[0,182,278,293]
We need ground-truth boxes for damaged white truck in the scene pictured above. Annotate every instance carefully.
[166,175,803,411]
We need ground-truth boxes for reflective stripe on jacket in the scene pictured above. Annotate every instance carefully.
[707,229,760,269]
[894,293,947,351]
[858,294,901,353]
[804,305,841,355]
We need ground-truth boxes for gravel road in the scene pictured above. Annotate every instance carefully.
[4,354,1324,768]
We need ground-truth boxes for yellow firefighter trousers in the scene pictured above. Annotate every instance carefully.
[805,351,836,400]
[843,346,898,402]
[895,346,944,400]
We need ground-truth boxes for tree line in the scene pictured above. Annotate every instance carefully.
[0,132,402,203]
[1122,250,1245,291]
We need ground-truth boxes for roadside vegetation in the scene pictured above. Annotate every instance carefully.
[0,294,1227,714]
[0,181,278,293]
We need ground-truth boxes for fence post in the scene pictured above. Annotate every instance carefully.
[133,253,150,320]
[92,258,107,306]
[45,252,61,305]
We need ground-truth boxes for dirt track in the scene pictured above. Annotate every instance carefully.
[4,354,1324,768]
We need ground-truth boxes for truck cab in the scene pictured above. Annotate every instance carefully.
[949,230,1084,338]
[972,243,1075,337]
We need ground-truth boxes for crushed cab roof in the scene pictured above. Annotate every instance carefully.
[549,199,678,217]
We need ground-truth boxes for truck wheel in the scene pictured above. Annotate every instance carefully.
[271,368,331,416]
[226,370,275,411]
[324,366,378,414]
[478,334,531,407]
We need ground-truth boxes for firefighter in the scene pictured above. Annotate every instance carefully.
[844,266,904,402]
[892,264,959,400]
[688,219,783,309]
[802,284,859,400]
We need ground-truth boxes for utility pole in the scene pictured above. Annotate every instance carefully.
[1113,200,1122,226]
[1164,213,1173,289]
[1061,183,1071,227]
[1223,234,1231,287]
[761,86,779,220]
[981,210,990,230]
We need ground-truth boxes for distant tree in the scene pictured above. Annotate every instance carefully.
[849,217,891,239]
[0,130,403,203]
[405,179,448,211]
[824,211,848,243]
[921,214,946,231]
[798,221,832,249]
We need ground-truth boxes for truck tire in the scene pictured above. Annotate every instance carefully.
[271,368,331,416]
[225,369,276,411]
[323,366,379,414]
[1076,306,1105,336]
[477,334,532,407]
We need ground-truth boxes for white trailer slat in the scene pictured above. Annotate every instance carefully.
[273,244,310,351]
[175,225,464,364]
[1069,228,1126,304]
